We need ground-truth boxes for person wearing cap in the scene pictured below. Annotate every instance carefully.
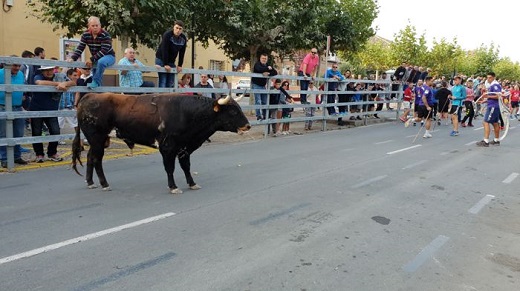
[69,16,115,89]
[30,65,76,163]
[0,59,28,168]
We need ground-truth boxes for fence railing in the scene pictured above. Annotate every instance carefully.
[1,56,404,171]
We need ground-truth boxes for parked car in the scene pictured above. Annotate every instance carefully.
[234,79,251,97]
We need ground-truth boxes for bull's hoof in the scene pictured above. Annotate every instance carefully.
[102,186,112,191]
[87,184,98,189]
[170,188,183,194]
[190,184,202,190]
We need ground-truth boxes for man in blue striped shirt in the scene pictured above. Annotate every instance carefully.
[69,16,115,89]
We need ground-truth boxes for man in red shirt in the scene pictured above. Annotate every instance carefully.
[298,48,320,104]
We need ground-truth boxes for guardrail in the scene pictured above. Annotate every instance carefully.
[1,56,404,171]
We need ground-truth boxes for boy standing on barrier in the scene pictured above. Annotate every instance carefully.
[31,66,76,163]
[0,61,28,168]
[155,20,187,88]
[68,16,115,89]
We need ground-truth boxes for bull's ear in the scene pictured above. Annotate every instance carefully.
[213,101,220,112]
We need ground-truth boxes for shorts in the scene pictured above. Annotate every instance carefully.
[449,105,459,114]
[484,106,500,124]
[512,101,519,108]
[402,101,411,109]
[438,98,449,113]
[58,109,78,128]
[417,105,432,119]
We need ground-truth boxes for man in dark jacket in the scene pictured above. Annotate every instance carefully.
[155,20,187,88]
[251,53,277,120]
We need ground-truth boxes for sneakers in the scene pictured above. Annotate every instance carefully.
[404,118,412,128]
[35,155,45,163]
[423,132,432,138]
[468,124,474,127]
[461,122,466,127]
[476,140,489,147]
[14,158,28,165]
[490,140,500,146]
[48,154,63,162]
[437,120,441,126]
[87,81,99,89]
[450,130,459,136]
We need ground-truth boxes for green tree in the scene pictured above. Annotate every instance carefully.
[427,38,463,78]
[389,25,428,66]
[28,0,188,49]
[472,44,500,77]
[354,37,393,73]
[493,58,520,81]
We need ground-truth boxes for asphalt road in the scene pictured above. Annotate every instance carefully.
[1,119,519,291]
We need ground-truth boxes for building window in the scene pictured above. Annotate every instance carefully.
[209,60,224,71]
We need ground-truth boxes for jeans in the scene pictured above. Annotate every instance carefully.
[155,58,176,88]
[92,55,115,86]
[31,116,60,157]
[326,82,338,115]
[0,106,25,161]
[252,83,267,119]
[298,71,309,104]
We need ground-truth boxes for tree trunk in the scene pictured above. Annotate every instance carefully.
[248,45,260,115]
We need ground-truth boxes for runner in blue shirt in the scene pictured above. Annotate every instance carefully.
[449,76,466,136]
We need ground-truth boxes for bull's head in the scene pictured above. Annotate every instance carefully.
[213,95,251,133]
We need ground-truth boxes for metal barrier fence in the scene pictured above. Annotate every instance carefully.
[1,56,403,171]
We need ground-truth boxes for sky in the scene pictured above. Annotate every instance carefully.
[373,0,520,62]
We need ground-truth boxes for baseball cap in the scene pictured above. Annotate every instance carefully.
[38,66,55,70]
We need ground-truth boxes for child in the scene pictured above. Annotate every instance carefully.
[305,82,318,130]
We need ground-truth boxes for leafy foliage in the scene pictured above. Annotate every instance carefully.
[28,0,188,49]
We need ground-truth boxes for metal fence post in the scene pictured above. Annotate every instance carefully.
[3,64,15,171]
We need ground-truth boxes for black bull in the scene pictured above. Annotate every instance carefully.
[71,93,251,194]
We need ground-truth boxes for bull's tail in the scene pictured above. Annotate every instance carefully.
[71,126,83,176]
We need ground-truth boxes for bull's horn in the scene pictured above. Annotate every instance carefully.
[218,95,231,105]
[234,95,243,102]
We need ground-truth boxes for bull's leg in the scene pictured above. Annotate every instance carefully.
[86,134,111,190]
[85,148,96,189]
[178,151,201,190]
[93,144,110,191]
[160,147,181,194]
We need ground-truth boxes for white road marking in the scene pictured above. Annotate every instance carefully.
[502,172,519,184]
[0,212,176,265]
[474,127,484,131]
[468,195,495,214]
[387,145,422,155]
[402,160,428,170]
[374,140,393,145]
[465,140,479,146]
[351,175,388,189]
[403,235,450,273]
